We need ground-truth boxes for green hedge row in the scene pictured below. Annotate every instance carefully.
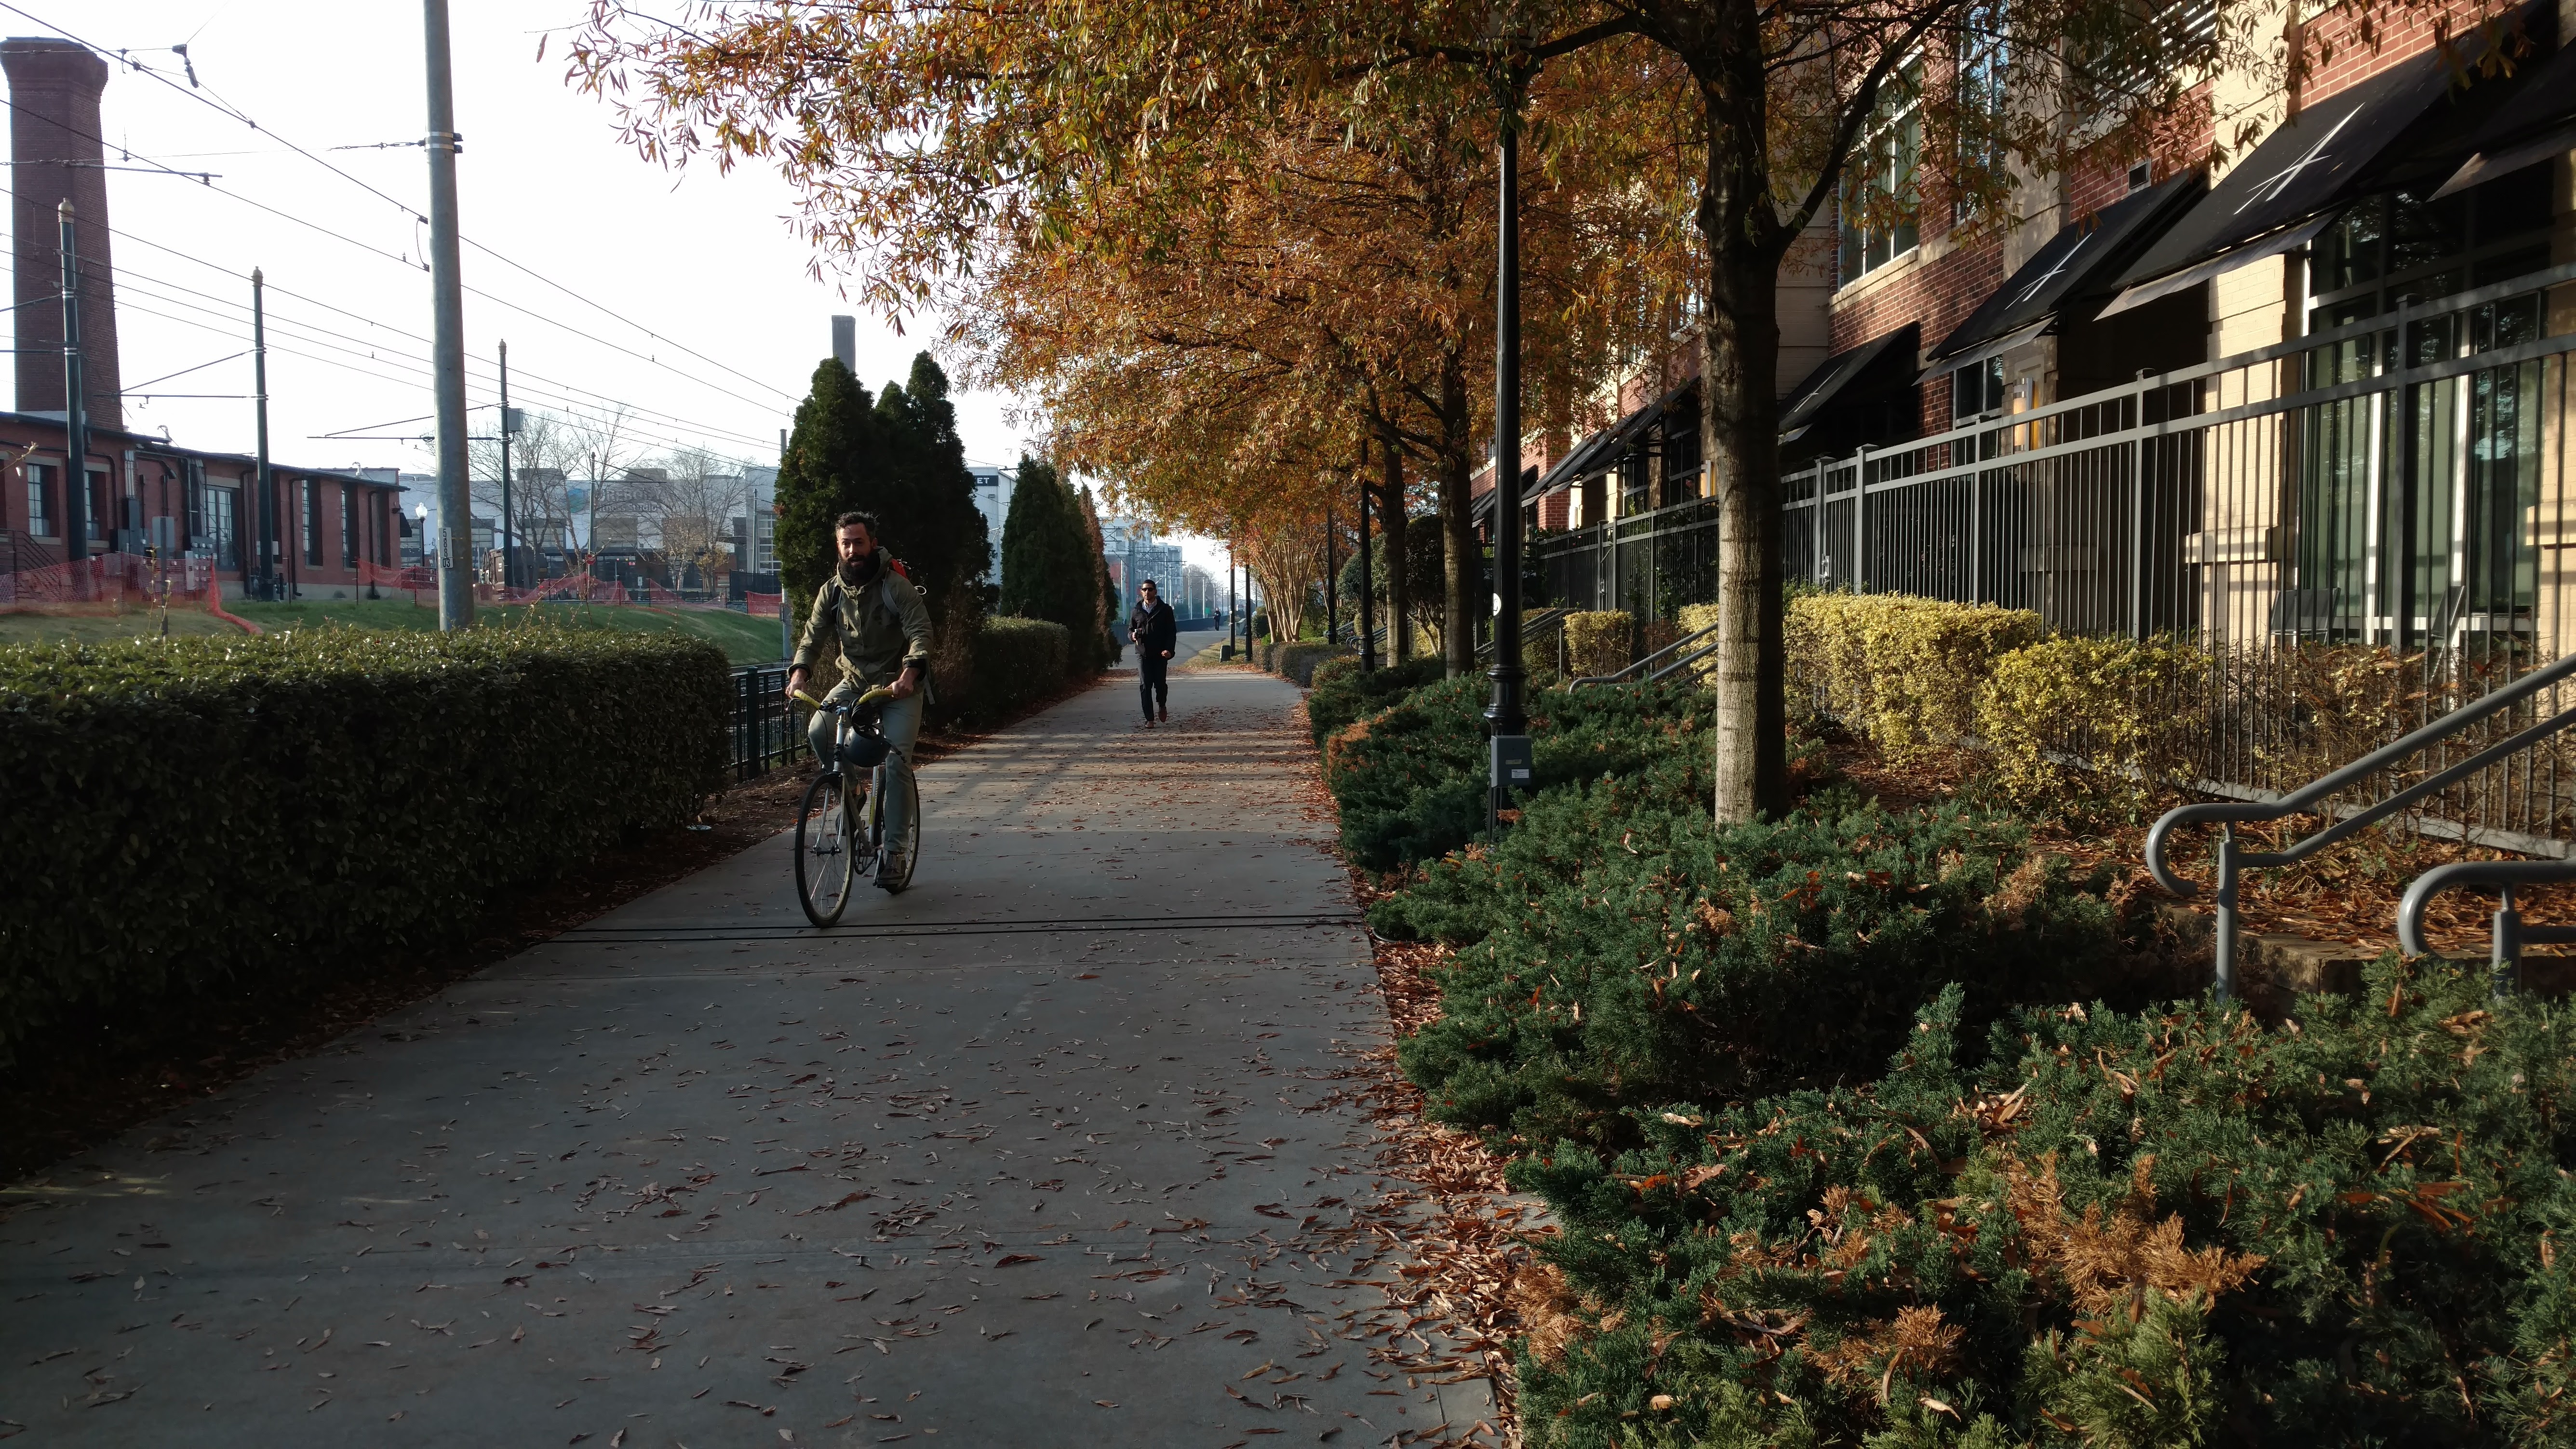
[964,614,1073,721]
[1271,641,1353,687]
[0,627,729,1069]
[1307,654,1446,745]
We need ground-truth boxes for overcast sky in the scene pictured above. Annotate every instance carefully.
[27,1,1228,572]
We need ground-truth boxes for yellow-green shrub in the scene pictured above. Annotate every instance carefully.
[1975,633,2206,809]
[1786,591,2044,758]
[1563,610,1632,679]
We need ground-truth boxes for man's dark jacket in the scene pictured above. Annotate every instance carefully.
[1128,598,1177,657]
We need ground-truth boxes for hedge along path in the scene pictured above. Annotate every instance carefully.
[0,637,1500,1446]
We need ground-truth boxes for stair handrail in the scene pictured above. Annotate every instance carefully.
[1475,606,1570,662]
[2146,647,2576,1001]
[2398,859,2576,993]
[1570,621,1722,690]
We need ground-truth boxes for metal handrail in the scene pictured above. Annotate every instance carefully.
[1569,621,1722,690]
[1476,606,1570,663]
[2398,860,2576,994]
[2145,647,2576,1001]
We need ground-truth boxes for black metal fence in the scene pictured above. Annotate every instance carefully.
[731,665,798,781]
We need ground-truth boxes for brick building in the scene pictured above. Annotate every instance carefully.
[0,36,403,602]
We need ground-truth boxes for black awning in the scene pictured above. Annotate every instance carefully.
[1924,172,2204,376]
[1472,465,1542,522]
[1526,381,1688,499]
[1779,325,1919,441]
[2435,38,2576,196]
[2104,33,2511,314]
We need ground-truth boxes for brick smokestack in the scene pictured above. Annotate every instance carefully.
[3,38,119,433]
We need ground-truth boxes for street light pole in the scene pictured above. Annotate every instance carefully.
[57,202,89,600]
[1324,499,1338,648]
[498,339,515,593]
[424,0,473,631]
[1485,59,1532,826]
[251,267,273,600]
[1359,470,1377,672]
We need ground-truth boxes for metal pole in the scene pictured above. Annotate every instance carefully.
[1227,539,1238,657]
[1325,499,1338,647]
[1359,476,1378,672]
[2213,824,2238,1005]
[424,0,474,631]
[57,202,89,600]
[1486,71,1530,826]
[499,339,515,593]
[252,267,272,601]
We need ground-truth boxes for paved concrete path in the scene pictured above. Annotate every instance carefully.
[1,638,1486,1446]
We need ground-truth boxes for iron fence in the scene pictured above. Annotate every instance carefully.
[732,665,797,781]
[1537,257,2576,854]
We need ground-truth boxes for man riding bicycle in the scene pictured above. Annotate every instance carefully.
[788,511,932,882]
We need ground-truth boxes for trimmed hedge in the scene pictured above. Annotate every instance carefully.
[0,627,728,1069]
[1564,610,1634,679]
[1272,641,1353,687]
[1787,590,2044,759]
[1976,632,2205,812]
[965,614,1073,720]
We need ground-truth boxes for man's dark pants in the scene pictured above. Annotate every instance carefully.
[1140,654,1168,719]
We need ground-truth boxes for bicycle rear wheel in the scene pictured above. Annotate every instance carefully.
[794,771,856,926]
[872,762,920,893]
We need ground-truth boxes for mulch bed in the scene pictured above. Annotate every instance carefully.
[0,675,1112,1184]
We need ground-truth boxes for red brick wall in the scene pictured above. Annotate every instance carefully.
[2302,0,2519,105]
[1829,230,2005,435]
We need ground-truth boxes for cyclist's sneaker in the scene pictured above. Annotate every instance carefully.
[878,849,908,883]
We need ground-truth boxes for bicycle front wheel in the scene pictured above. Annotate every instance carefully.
[794,771,856,926]
[872,762,920,893]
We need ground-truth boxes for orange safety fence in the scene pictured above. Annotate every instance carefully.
[0,553,219,612]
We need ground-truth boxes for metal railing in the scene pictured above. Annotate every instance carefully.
[1476,607,1571,663]
[1570,620,1722,689]
[2147,647,2576,1000]
[2398,859,2576,993]
[731,664,796,781]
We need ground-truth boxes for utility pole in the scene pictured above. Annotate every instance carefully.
[252,267,273,601]
[498,339,515,592]
[57,201,89,599]
[424,0,473,631]
[1485,56,1532,827]
[1226,538,1238,658]
[1359,472,1377,672]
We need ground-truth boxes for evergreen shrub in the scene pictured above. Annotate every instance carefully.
[1321,676,1707,872]
[1307,655,1446,746]
[0,628,727,1069]
[1511,955,2576,1447]
[1385,776,2157,1147]
[1272,642,1351,687]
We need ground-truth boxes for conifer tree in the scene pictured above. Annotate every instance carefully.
[774,358,875,638]
[1077,485,1119,670]
[867,352,991,620]
[998,457,1096,653]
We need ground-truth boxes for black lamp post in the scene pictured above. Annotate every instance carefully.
[1485,48,1532,827]
[1358,473,1377,672]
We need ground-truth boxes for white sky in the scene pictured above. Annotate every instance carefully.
[31,0,1230,571]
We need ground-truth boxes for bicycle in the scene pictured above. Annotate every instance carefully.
[791,685,921,925]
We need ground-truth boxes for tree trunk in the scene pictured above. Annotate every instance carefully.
[1700,53,1791,822]
[1374,423,1410,663]
[1436,358,1477,680]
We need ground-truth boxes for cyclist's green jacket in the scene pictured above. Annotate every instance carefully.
[793,564,934,686]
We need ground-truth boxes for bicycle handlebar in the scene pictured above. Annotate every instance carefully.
[792,686,896,712]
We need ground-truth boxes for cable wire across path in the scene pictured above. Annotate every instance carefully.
[0,634,1498,1445]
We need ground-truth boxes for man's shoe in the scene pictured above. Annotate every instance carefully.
[877,849,907,882]
[1158,707,1168,722]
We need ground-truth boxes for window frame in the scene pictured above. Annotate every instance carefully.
[1839,59,1925,286]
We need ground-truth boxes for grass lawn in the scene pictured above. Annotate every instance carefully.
[0,608,242,647]
[227,598,788,666]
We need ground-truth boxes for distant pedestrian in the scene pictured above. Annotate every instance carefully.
[1128,578,1178,725]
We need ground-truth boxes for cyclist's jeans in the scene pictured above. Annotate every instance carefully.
[810,680,924,851]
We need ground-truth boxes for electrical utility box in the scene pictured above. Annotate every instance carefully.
[1489,733,1533,824]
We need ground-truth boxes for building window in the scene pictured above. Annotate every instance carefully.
[303,481,323,566]
[208,486,239,570]
[26,461,52,537]
[1953,14,2007,225]
[343,483,361,566]
[1839,62,1921,285]
[1954,358,2007,420]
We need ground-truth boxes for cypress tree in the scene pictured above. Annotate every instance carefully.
[1077,485,1119,669]
[1000,456,1091,633]
[775,358,876,639]
[866,352,991,622]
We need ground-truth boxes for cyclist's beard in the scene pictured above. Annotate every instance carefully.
[837,550,881,589]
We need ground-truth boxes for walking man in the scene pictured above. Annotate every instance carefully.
[1128,577,1177,726]
[788,511,932,882]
